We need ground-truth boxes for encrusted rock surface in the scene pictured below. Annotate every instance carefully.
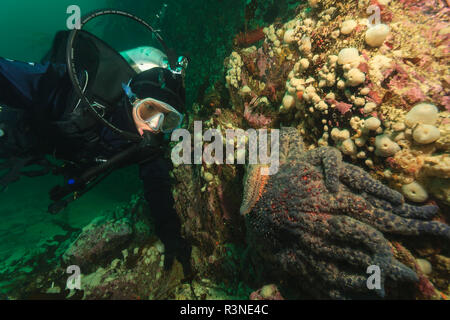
[243,128,449,299]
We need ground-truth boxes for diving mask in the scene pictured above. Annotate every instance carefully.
[134,97,183,133]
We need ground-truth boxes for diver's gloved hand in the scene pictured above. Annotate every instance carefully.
[163,237,193,278]
[141,130,164,148]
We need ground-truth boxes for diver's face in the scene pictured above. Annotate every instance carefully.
[132,103,154,136]
[132,98,184,135]
[132,99,165,135]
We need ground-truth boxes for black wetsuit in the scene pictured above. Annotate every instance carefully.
[0,40,190,271]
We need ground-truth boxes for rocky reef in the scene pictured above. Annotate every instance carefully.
[4,191,251,300]
[184,0,450,299]
[3,0,449,300]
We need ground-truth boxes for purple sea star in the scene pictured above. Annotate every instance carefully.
[242,127,449,299]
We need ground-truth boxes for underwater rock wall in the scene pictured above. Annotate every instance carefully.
[185,0,450,299]
[224,0,450,206]
[171,154,249,292]
[3,0,449,300]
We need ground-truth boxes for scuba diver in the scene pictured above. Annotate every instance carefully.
[0,11,192,276]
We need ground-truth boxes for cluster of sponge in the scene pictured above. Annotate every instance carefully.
[224,0,449,206]
[225,52,243,89]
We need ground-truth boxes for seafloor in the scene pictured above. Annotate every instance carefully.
[0,0,449,300]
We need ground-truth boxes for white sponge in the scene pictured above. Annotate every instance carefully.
[375,134,400,157]
[283,29,296,44]
[365,24,390,47]
[364,117,381,131]
[412,124,440,144]
[341,20,357,35]
[339,138,357,155]
[345,68,365,86]
[282,94,295,110]
[402,181,428,202]
[405,103,439,127]
[338,48,359,65]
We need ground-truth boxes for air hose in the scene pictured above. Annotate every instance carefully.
[48,131,163,214]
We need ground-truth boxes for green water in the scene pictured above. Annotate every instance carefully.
[0,0,257,299]
[0,0,110,61]
[0,0,165,292]
[0,0,146,285]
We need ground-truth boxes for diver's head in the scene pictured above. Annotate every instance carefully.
[125,67,186,136]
